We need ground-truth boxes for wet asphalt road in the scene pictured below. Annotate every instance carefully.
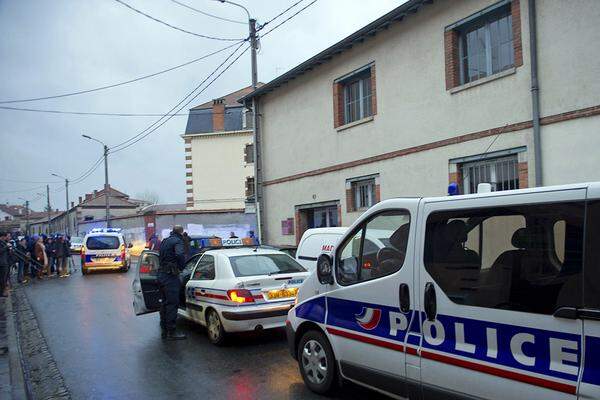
[22,257,387,400]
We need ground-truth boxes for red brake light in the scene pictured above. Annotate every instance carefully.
[139,264,151,274]
[227,289,255,304]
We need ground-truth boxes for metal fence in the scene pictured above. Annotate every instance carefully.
[461,155,519,194]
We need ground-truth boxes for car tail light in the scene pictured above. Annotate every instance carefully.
[120,244,126,260]
[81,246,86,264]
[227,289,255,304]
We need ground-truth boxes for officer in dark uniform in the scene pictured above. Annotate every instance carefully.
[158,225,187,340]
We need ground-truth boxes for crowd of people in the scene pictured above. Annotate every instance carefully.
[0,231,74,297]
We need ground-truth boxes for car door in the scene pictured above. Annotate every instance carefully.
[185,254,217,324]
[132,251,161,315]
[416,189,586,400]
[325,200,419,398]
[579,190,600,399]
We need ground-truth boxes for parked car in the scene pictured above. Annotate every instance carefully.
[70,236,84,254]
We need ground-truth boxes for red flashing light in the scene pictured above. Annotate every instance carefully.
[227,289,255,304]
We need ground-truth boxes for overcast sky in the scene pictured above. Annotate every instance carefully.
[0,0,402,211]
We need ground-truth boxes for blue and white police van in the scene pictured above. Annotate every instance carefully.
[133,237,310,345]
[286,182,600,399]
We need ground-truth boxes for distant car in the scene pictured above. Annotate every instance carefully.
[81,228,131,274]
[262,244,298,259]
[133,237,309,345]
[70,236,84,254]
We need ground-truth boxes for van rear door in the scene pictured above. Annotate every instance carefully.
[416,189,586,399]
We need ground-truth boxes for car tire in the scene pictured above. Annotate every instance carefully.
[297,330,337,395]
[206,309,226,346]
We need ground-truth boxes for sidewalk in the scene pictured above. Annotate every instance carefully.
[0,291,28,400]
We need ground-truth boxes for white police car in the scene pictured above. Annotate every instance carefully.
[132,237,309,345]
[81,228,131,274]
[287,182,600,399]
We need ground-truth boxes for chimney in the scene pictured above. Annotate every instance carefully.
[78,196,82,204]
[85,194,92,201]
[212,98,225,132]
[71,201,74,208]
[93,190,98,197]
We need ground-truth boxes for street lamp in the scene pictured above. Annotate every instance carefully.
[218,0,262,241]
[82,134,111,228]
[51,173,70,236]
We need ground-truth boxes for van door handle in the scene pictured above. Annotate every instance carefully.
[424,282,437,322]
[399,283,410,313]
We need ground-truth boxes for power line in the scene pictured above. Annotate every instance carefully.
[168,0,246,24]
[0,185,47,194]
[260,0,318,38]
[114,0,244,41]
[0,42,244,104]
[109,42,248,154]
[0,106,234,117]
[258,0,306,30]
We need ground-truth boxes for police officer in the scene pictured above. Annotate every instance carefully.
[158,225,187,340]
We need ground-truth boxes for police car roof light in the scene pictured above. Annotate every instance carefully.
[197,237,259,249]
[90,228,122,233]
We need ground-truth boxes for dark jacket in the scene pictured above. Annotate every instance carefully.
[55,239,66,258]
[159,232,185,274]
[0,240,9,267]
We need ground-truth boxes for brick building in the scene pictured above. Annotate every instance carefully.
[240,0,600,245]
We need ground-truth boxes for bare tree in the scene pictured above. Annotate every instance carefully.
[135,190,160,205]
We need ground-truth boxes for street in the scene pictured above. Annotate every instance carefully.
[21,257,385,400]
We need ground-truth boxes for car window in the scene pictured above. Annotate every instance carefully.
[139,252,159,277]
[424,201,584,314]
[86,235,120,250]
[584,200,600,309]
[191,255,215,280]
[229,254,306,277]
[336,210,411,285]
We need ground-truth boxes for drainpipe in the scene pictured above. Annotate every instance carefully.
[529,0,542,186]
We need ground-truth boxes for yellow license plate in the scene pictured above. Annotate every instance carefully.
[95,257,114,263]
[267,288,298,300]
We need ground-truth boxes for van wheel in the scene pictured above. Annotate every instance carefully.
[298,330,336,394]
[206,309,226,346]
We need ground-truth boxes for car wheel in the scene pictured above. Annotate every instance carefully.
[298,330,337,395]
[206,309,226,345]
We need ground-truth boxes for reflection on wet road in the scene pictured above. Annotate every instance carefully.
[23,258,387,399]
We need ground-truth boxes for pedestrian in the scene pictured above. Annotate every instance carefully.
[45,237,55,277]
[229,231,239,239]
[0,232,11,297]
[64,235,72,275]
[34,236,48,279]
[182,232,191,259]
[157,225,186,340]
[148,234,160,251]
[16,238,30,284]
[55,236,69,278]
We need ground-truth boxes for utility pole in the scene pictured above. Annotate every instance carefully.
[25,200,29,235]
[52,173,70,236]
[46,184,51,234]
[82,134,111,228]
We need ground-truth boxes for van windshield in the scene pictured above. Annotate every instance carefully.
[229,254,306,277]
[86,236,120,250]
[71,237,83,244]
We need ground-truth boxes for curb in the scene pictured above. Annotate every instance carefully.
[6,293,29,400]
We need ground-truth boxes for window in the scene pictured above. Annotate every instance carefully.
[424,202,585,315]
[352,178,376,210]
[343,70,372,124]
[139,253,159,277]
[458,5,514,84]
[191,255,215,280]
[242,108,253,129]
[584,201,600,310]
[229,254,305,277]
[245,177,255,199]
[85,235,120,250]
[337,210,410,285]
[461,155,519,194]
[244,143,254,164]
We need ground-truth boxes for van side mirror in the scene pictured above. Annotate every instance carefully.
[316,254,334,285]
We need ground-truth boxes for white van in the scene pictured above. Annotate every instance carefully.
[286,182,600,399]
[81,228,130,274]
[296,228,347,271]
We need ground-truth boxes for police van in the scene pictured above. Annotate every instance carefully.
[81,228,131,274]
[133,237,310,345]
[286,182,600,399]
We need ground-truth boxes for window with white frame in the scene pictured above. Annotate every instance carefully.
[461,154,519,194]
[352,178,376,210]
[343,69,372,124]
[458,4,514,84]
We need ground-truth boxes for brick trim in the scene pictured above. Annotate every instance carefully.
[185,163,192,169]
[333,82,344,128]
[346,188,354,213]
[370,65,377,116]
[186,172,193,177]
[512,0,523,67]
[263,104,600,187]
[518,161,528,189]
[185,155,192,161]
[184,138,192,144]
[185,147,192,153]
[186,196,194,202]
[186,188,193,194]
[374,183,381,203]
[186,180,193,185]
[444,30,460,90]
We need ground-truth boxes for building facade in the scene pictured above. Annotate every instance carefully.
[183,86,260,211]
[241,0,600,245]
